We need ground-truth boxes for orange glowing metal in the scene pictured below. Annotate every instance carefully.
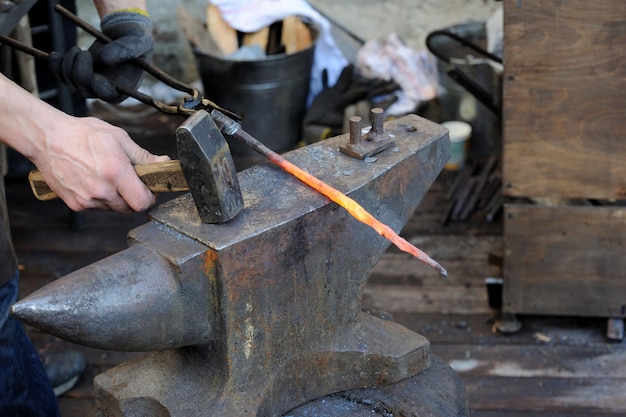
[211,110,447,277]
[266,152,447,277]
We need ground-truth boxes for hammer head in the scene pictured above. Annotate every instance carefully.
[176,111,244,223]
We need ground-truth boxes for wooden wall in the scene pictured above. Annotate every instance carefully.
[502,0,626,200]
[502,0,626,318]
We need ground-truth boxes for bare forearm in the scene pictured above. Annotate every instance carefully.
[93,0,147,17]
[0,73,64,161]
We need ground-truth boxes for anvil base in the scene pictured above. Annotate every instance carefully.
[93,313,430,417]
[287,355,468,417]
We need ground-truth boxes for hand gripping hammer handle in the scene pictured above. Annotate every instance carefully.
[28,160,189,201]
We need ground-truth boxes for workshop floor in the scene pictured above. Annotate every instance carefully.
[7,103,625,416]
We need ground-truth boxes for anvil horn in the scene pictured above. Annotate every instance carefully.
[12,233,215,351]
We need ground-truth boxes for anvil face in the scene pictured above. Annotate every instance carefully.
[13,114,450,417]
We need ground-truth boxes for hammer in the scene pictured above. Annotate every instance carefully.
[0,17,243,223]
[28,111,244,223]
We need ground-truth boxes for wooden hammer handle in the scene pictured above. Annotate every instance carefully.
[28,160,189,201]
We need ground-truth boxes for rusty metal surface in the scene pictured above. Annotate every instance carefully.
[14,114,451,417]
[340,108,395,159]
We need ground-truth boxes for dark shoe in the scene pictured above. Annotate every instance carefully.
[41,351,86,396]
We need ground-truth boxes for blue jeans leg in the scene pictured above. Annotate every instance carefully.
[0,272,61,417]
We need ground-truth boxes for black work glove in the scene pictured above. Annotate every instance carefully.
[303,64,400,143]
[304,64,368,131]
[48,9,154,104]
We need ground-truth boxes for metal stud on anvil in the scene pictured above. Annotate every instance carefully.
[340,107,395,159]
[12,114,452,417]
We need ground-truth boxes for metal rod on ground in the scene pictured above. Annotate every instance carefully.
[459,156,498,220]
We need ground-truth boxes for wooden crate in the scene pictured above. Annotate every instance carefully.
[501,0,626,319]
[503,204,626,317]
[502,0,626,200]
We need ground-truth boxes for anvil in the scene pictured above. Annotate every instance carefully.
[12,114,450,417]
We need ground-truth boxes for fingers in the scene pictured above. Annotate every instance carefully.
[334,64,355,92]
[114,137,170,211]
[120,135,171,166]
[98,34,154,64]
[115,148,163,212]
[90,73,119,102]
[49,47,95,98]
[121,177,163,212]
[45,175,133,214]
[59,168,154,214]
[115,167,156,213]
[104,147,165,212]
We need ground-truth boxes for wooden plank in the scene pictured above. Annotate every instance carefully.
[242,26,270,51]
[502,0,626,199]
[363,283,489,314]
[205,3,239,55]
[433,343,626,379]
[281,16,312,54]
[471,412,621,417]
[11,226,130,253]
[464,375,626,414]
[177,4,222,54]
[432,342,626,415]
[370,237,498,285]
[364,234,500,314]
[393,313,609,345]
[381,233,500,263]
[503,204,626,317]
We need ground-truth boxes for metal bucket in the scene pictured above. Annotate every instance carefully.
[194,37,316,156]
[426,22,502,157]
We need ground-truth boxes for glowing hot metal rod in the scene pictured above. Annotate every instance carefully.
[210,109,448,277]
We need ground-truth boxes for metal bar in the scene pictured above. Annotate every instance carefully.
[0,32,49,59]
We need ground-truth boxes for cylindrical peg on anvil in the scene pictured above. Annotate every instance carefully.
[349,116,363,145]
[370,108,384,135]
[11,243,214,351]
[365,107,390,142]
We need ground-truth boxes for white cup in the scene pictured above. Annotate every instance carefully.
[442,121,472,170]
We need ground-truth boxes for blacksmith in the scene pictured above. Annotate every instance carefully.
[0,1,168,414]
